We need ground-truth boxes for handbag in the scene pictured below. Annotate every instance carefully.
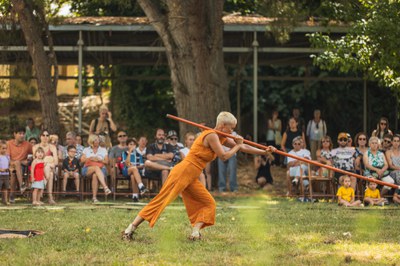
[274,131,282,145]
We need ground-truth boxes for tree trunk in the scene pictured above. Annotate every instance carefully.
[11,0,60,134]
[138,0,230,136]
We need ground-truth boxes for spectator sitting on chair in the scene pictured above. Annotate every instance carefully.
[380,133,393,152]
[80,134,112,203]
[109,131,128,192]
[330,132,357,191]
[136,136,148,176]
[166,130,184,166]
[144,128,174,184]
[61,145,81,195]
[122,138,148,202]
[63,131,84,160]
[28,137,38,146]
[7,127,32,202]
[76,135,83,146]
[24,118,40,141]
[32,130,59,205]
[50,134,64,162]
[89,105,117,148]
[287,136,310,190]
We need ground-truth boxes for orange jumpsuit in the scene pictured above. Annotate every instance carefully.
[139,130,226,228]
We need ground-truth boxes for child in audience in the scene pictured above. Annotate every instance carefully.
[122,138,148,202]
[336,175,362,207]
[0,140,10,205]
[393,189,400,205]
[364,180,385,206]
[31,147,46,206]
[62,145,81,194]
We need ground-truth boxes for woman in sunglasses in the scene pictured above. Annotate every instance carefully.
[32,130,59,204]
[371,117,393,141]
[363,136,395,197]
[354,132,369,175]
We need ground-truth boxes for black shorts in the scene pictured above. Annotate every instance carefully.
[0,175,10,190]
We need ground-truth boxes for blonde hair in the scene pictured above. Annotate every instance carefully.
[339,175,351,185]
[99,105,109,114]
[216,111,237,126]
[87,134,99,146]
[368,136,380,146]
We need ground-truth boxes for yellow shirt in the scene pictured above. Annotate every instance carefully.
[364,187,380,199]
[336,186,354,202]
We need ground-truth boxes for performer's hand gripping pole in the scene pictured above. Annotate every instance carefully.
[166,114,400,190]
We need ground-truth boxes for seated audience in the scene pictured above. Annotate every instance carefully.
[28,137,38,146]
[363,136,394,197]
[386,134,400,185]
[50,134,64,161]
[287,136,310,190]
[316,135,333,177]
[63,131,84,160]
[144,128,174,184]
[363,180,385,206]
[330,132,357,190]
[166,130,184,166]
[7,127,32,202]
[336,175,362,207]
[76,135,83,146]
[32,130,58,205]
[109,131,128,185]
[122,138,148,202]
[354,132,368,175]
[80,134,112,203]
[380,133,393,152]
[61,145,81,194]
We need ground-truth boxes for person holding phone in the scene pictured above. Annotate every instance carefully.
[89,105,117,148]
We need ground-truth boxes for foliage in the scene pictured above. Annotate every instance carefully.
[69,0,144,16]
[111,66,177,138]
[309,0,400,89]
[1,197,400,265]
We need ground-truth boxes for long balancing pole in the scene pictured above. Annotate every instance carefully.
[166,114,400,190]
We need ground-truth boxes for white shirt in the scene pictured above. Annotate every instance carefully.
[82,146,108,160]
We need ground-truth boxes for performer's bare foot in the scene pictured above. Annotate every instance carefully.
[121,231,133,241]
[189,231,202,241]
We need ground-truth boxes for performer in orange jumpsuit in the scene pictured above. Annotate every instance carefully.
[122,112,275,240]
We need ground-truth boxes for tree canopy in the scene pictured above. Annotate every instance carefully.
[309,0,400,89]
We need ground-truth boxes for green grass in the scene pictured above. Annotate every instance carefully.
[1,195,400,265]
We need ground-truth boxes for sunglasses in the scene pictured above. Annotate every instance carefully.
[338,138,348,142]
[42,134,49,137]
[118,134,127,138]
[384,139,392,143]
[358,138,366,141]
[380,122,387,125]
[293,143,301,146]
[169,137,178,141]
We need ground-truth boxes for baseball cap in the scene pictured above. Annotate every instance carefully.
[167,130,178,138]
[337,132,348,140]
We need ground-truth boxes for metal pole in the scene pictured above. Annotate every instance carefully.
[363,78,367,133]
[252,32,259,142]
[236,76,241,133]
[77,31,84,134]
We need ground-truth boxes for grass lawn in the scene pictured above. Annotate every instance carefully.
[1,194,400,266]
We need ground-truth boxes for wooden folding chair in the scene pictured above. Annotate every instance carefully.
[301,164,335,201]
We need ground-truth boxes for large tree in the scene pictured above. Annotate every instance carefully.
[9,0,60,133]
[137,0,230,134]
